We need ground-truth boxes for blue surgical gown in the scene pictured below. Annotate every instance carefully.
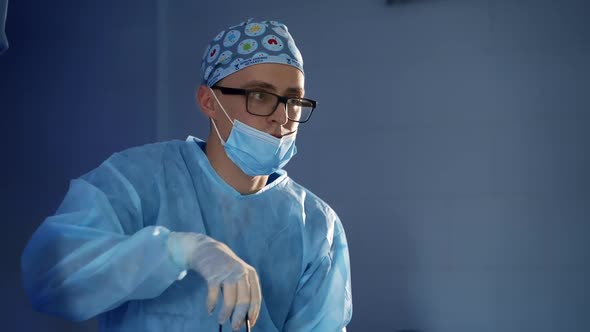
[21,136,352,331]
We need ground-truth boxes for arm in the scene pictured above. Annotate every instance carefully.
[20,157,184,321]
[283,216,353,332]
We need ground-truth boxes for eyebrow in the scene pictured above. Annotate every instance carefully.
[241,80,305,96]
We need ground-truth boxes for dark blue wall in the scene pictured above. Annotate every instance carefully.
[2,0,589,331]
[163,1,590,330]
[0,1,157,330]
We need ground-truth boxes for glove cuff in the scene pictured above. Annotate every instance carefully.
[167,232,190,270]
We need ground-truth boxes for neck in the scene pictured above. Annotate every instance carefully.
[205,131,269,195]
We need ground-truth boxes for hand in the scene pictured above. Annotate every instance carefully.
[168,232,261,330]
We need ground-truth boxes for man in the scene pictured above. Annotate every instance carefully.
[21,18,352,331]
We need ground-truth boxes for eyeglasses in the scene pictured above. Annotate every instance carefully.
[211,86,317,123]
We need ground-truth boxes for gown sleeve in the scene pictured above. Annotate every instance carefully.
[283,214,353,332]
[20,151,185,321]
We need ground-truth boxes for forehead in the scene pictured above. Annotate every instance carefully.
[220,63,305,92]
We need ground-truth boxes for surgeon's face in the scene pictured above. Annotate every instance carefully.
[207,63,305,140]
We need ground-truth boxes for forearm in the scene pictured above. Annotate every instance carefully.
[21,221,183,321]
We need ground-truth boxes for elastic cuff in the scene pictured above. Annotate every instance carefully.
[148,226,189,283]
[166,231,189,271]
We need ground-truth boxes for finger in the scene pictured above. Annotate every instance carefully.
[218,282,237,325]
[207,284,220,315]
[231,278,250,331]
[248,269,262,326]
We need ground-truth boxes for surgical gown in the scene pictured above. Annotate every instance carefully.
[21,136,352,331]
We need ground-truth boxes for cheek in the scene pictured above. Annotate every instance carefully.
[214,116,233,140]
[218,99,248,125]
[222,99,245,118]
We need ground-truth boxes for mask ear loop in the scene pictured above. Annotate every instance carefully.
[209,87,234,124]
[208,87,235,144]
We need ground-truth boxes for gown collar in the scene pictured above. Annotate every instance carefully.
[185,135,288,198]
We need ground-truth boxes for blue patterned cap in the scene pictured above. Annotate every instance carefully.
[201,18,304,87]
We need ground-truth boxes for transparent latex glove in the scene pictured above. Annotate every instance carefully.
[168,232,261,330]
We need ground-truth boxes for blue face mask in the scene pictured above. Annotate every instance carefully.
[209,88,298,176]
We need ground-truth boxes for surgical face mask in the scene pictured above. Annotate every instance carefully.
[209,88,298,176]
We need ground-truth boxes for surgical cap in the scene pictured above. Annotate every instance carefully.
[200,18,304,87]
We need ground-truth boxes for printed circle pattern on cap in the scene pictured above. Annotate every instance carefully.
[201,18,304,87]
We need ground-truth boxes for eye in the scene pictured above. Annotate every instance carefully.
[250,91,269,102]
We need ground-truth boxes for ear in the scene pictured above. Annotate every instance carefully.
[196,85,217,119]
